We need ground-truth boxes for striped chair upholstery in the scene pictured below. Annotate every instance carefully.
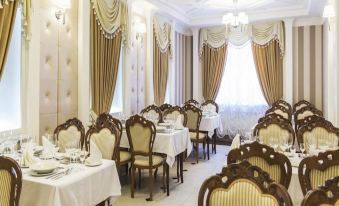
[301,176,339,206]
[0,156,22,206]
[299,149,339,195]
[198,161,293,206]
[228,141,292,188]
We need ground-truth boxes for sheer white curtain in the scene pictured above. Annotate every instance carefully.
[216,42,268,139]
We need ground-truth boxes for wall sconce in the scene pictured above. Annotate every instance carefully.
[323,4,335,30]
[55,0,71,25]
[135,22,146,43]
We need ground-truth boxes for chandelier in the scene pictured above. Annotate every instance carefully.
[222,0,248,28]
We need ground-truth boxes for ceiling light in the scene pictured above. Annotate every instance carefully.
[323,5,335,18]
[222,0,248,28]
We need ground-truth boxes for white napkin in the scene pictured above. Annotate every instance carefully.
[20,142,39,167]
[90,109,98,122]
[42,136,55,158]
[230,134,241,150]
[175,116,184,129]
[86,141,102,164]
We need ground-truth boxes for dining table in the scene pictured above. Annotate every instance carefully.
[19,159,121,206]
[199,114,223,137]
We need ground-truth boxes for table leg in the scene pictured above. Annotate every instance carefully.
[180,152,184,183]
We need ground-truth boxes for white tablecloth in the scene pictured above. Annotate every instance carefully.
[120,128,192,167]
[200,114,223,137]
[288,156,303,206]
[20,160,121,206]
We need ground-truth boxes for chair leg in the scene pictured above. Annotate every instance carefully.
[180,152,184,183]
[207,139,210,160]
[131,166,135,198]
[146,168,153,201]
[138,168,142,189]
[154,168,158,181]
[203,141,206,160]
[162,164,166,193]
[125,164,128,175]
[176,156,180,182]
[166,163,170,196]
[196,142,199,163]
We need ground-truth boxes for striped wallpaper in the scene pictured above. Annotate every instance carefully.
[293,25,323,110]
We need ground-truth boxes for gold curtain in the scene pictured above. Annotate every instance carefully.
[252,39,283,106]
[91,9,122,114]
[202,44,228,101]
[0,0,18,80]
[153,35,169,106]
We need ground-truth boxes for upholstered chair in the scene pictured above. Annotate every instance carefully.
[184,99,199,107]
[201,100,219,113]
[297,121,339,153]
[163,106,187,126]
[293,100,314,113]
[295,115,328,135]
[159,103,173,114]
[301,176,339,206]
[299,149,339,196]
[294,106,323,132]
[272,99,292,114]
[253,118,295,147]
[0,156,22,206]
[258,113,291,125]
[126,115,169,201]
[227,141,292,188]
[265,104,292,122]
[140,104,163,123]
[54,118,85,152]
[198,161,293,206]
[183,104,209,163]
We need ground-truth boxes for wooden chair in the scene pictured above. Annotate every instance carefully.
[295,114,327,134]
[163,106,187,126]
[265,105,292,122]
[183,104,209,163]
[201,100,219,113]
[126,115,169,201]
[198,161,293,206]
[141,104,163,123]
[297,121,339,153]
[293,100,314,113]
[54,118,85,152]
[227,141,292,188]
[272,99,292,114]
[0,156,22,206]
[159,103,173,114]
[258,113,291,125]
[253,117,295,146]
[299,149,339,196]
[184,99,199,107]
[301,176,339,206]
[294,106,323,131]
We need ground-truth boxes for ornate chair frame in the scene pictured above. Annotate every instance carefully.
[125,115,169,201]
[198,161,293,206]
[227,141,292,188]
[54,118,85,149]
[301,176,339,206]
[295,115,328,134]
[258,113,291,125]
[272,100,292,114]
[140,104,163,123]
[297,120,339,145]
[0,156,22,206]
[265,105,292,122]
[298,149,339,195]
[184,99,199,106]
[201,100,219,113]
[293,100,314,113]
[163,106,187,126]
[159,103,173,113]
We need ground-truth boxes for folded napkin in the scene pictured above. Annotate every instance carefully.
[230,134,241,150]
[175,116,184,130]
[42,136,55,158]
[90,109,98,123]
[20,142,39,167]
[86,141,102,164]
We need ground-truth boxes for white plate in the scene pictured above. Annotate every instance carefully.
[158,122,172,127]
[30,160,59,174]
[85,160,102,167]
[29,169,57,177]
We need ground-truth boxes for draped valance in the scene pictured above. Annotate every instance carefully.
[0,0,31,40]
[153,17,172,55]
[199,21,285,57]
[91,0,129,45]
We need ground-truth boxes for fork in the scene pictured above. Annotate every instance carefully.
[52,168,73,180]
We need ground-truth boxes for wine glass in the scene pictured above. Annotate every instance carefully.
[300,143,306,157]
[79,148,88,164]
[290,145,296,156]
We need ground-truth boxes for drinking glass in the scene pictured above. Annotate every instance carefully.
[300,143,306,157]
[290,145,296,155]
[79,148,88,164]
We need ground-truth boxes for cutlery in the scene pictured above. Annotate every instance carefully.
[46,168,69,179]
[52,168,72,180]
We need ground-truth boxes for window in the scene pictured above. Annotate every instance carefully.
[0,10,22,132]
[216,42,268,137]
[110,47,124,113]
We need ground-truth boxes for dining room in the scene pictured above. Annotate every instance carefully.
[0,0,339,206]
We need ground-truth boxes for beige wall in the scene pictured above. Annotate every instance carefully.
[293,25,323,110]
[39,0,78,137]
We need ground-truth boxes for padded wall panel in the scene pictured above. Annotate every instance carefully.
[39,114,57,138]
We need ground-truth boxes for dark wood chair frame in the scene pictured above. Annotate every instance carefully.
[294,106,323,131]
[299,149,339,196]
[258,113,291,125]
[54,117,85,149]
[125,114,169,201]
[295,115,328,134]
[159,103,173,113]
[141,104,163,123]
[301,176,339,206]
[184,99,199,106]
[0,156,22,206]
[297,120,339,145]
[253,117,296,145]
[265,104,292,122]
[272,99,292,114]
[183,104,209,163]
[227,141,292,188]
[293,100,314,113]
[201,100,219,154]
[198,161,293,206]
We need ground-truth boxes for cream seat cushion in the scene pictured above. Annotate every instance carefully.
[120,151,131,162]
[58,125,81,152]
[90,128,116,160]
[0,170,11,206]
[189,132,207,140]
[134,155,164,167]
[209,179,279,206]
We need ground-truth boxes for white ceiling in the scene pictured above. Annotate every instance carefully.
[139,0,327,26]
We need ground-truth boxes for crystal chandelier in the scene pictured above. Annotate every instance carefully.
[222,0,248,28]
